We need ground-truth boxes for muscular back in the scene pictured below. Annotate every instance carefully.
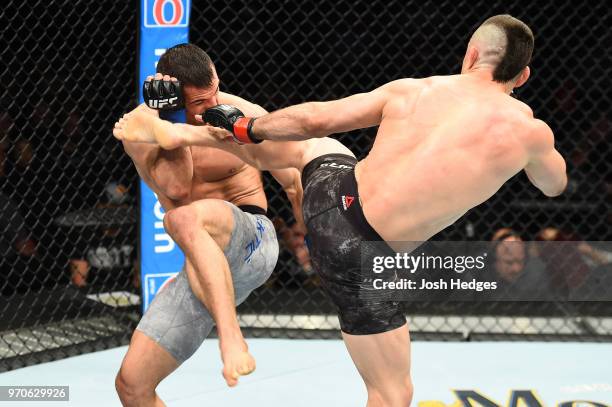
[357,75,549,241]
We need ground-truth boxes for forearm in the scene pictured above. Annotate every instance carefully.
[526,165,567,198]
[288,194,306,233]
[525,147,568,198]
[169,121,307,171]
[250,102,326,141]
[270,167,306,229]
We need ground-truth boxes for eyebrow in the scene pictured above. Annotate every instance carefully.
[190,85,220,104]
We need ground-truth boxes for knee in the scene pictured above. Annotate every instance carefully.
[164,201,232,247]
[164,204,200,243]
[368,377,413,407]
[115,367,153,405]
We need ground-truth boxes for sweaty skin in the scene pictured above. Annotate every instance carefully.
[117,77,302,388]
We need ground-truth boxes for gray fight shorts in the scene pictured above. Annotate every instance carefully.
[136,203,278,364]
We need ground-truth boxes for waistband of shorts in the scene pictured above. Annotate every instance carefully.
[302,153,358,186]
[338,169,385,242]
[238,205,267,216]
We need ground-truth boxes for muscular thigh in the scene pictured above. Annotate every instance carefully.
[221,204,279,304]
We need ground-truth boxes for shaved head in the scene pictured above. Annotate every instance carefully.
[467,15,534,83]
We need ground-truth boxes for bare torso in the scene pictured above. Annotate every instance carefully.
[355,75,538,241]
[127,93,267,212]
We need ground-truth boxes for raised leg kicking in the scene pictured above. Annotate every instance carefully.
[115,15,566,407]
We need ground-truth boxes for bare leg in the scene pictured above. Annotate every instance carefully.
[342,324,413,407]
[113,106,190,150]
[164,200,255,387]
[114,109,255,385]
[115,331,178,407]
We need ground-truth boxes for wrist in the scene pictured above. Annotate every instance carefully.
[233,117,262,144]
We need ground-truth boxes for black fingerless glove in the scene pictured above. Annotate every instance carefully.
[203,104,261,144]
[143,78,184,111]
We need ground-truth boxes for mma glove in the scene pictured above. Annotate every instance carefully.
[143,78,184,111]
[203,105,262,144]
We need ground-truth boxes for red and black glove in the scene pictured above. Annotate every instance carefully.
[203,105,262,144]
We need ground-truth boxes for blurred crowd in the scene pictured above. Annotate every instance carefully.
[486,226,612,300]
[0,102,137,296]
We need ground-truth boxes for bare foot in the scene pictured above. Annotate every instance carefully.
[221,341,256,387]
[113,108,183,149]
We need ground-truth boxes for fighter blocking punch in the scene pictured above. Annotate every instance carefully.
[115,15,567,407]
[114,44,304,407]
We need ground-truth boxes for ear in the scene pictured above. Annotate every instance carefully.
[514,66,530,88]
[462,46,479,73]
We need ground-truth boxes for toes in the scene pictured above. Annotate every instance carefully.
[112,128,123,140]
[223,369,239,387]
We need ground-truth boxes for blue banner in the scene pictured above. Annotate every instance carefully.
[138,0,190,311]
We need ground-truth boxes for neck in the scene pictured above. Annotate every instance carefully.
[462,68,514,95]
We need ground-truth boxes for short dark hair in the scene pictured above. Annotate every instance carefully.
[481,15,534,83]
[156,43,215,88]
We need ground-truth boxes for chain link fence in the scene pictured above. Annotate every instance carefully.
[190,0,612,338]
[0,1,139,370]
[1,0,611,371]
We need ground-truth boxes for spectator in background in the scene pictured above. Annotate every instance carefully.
[56,110,109,209]
[9,137,37,198]
[487,228,549,300]
[0,191,39,295]
[8,137,46,233]
[69,182,136,292]
[535,227,612,300]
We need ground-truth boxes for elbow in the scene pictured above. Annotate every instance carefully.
[163,184,191,202]
[152,171,191,201]
[543,176,568,198]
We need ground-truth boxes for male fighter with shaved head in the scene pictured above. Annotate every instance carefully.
[115,15,567,406]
